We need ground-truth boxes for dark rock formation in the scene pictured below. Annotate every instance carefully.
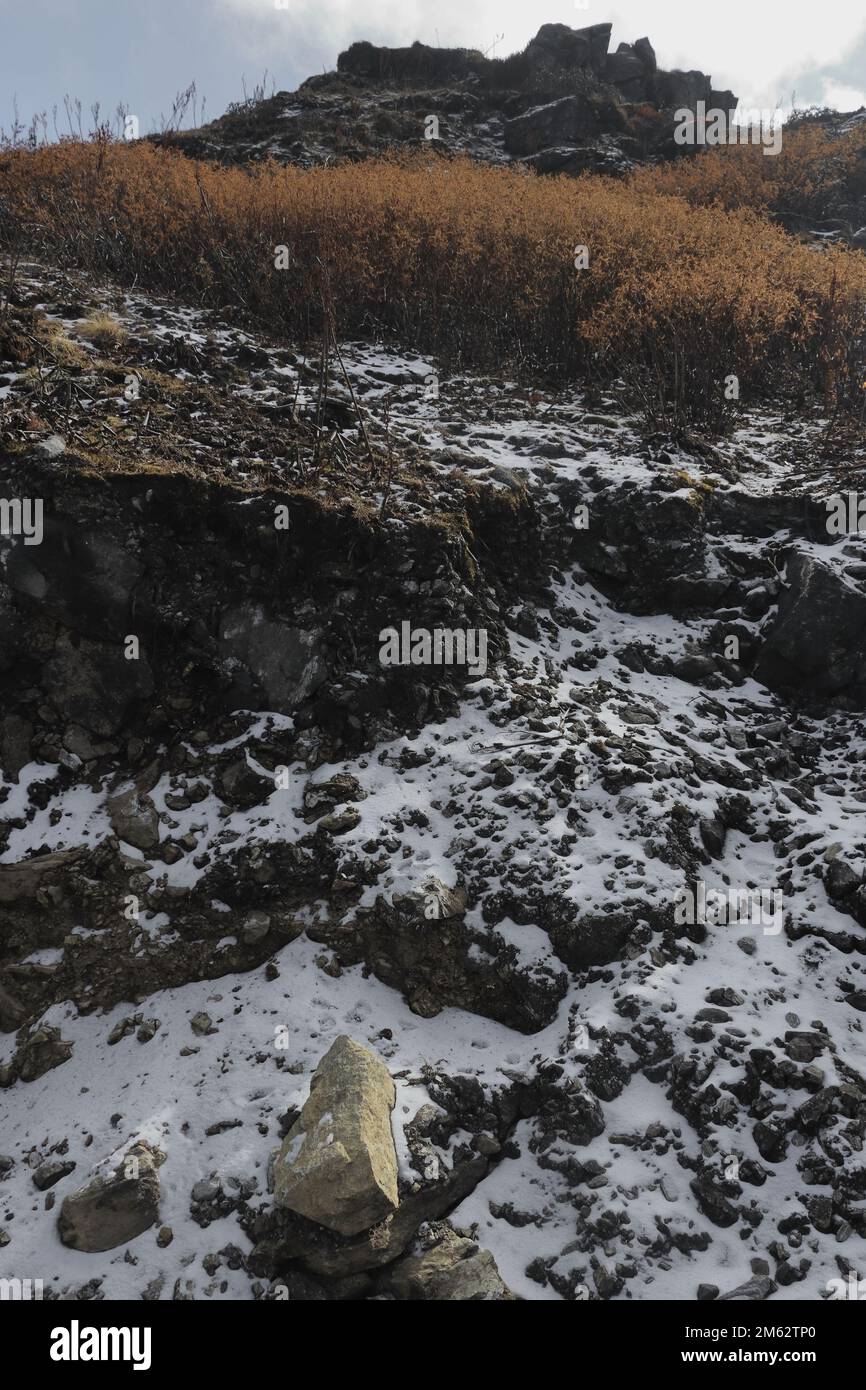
[151,21,736,179]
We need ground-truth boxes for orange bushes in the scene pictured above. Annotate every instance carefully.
[2,139,865,428]
[631,123,866,224]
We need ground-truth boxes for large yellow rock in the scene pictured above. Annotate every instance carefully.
[274,1036,398,1236]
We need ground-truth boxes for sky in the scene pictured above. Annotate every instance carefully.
[1,0,864,138]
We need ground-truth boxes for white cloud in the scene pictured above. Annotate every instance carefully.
[821,82,866,112]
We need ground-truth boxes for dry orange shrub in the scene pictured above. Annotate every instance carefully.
[1,139,865,428]
[631,123,866,223]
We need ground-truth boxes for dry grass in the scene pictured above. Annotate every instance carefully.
[74,311,128,353]
[2,138,866,430]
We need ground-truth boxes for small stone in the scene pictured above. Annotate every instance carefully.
[706,987,744,1007]
[33,1159,76,1191]
[191,1179,221,1203]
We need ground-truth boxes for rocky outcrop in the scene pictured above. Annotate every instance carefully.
[0,450,511,757]
[58,1141,164,1252]
[312,879,568,1033]
[504,93,629,158]
[337,40,485,85]
[151,22,736,179]
[525,22,613,76]
[274,1036,399,1236]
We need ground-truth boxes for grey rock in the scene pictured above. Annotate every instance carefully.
[219,604,327,711]
[33,1159,76,1190]
[384,1230,515,1300]
[505,94,626,158]
[107,785,160,853]
[58,1142,163,1252]
[825,859,861,899]
[242,910,271,945]
[754,549,866,704]
[274,1036,398,1237]
[718,1275,777,1301]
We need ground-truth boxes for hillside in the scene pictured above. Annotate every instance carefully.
[1,17,866,1312]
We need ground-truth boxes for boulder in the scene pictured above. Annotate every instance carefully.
[217,755,273,809]
[520,137,636,176]
[825,858,861,900]
[274,1036,399,1237]
[384,1229,515,1300]
[219,604,327,710]
[1,521,141,640]
[0,984,26,1032]
[58,1141,163,1252]
[606,49,650,96]
[33,1159,76,1191]
[41,632,154,736]
[719,1275,777,1301]
[690,1175,739,1228]
[252,1154,489,1281]
[754,549,866,703]
[654,69,713,110]
[0,848,82,904]
[12,1025,73,1083]
[505,95,626,157]
[633,37,658,72]
[526,23,612,75]
[302,773,364,821]
[107,785,160,853]
[548,909,635,969]
[0,714,33,781]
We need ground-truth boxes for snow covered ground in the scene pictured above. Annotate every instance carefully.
[2,264,866,1301]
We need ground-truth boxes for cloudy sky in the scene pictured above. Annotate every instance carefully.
[1,0,864,138]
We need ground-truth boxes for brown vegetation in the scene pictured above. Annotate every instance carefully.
[1,138,865,430]
[631,121,866,227]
